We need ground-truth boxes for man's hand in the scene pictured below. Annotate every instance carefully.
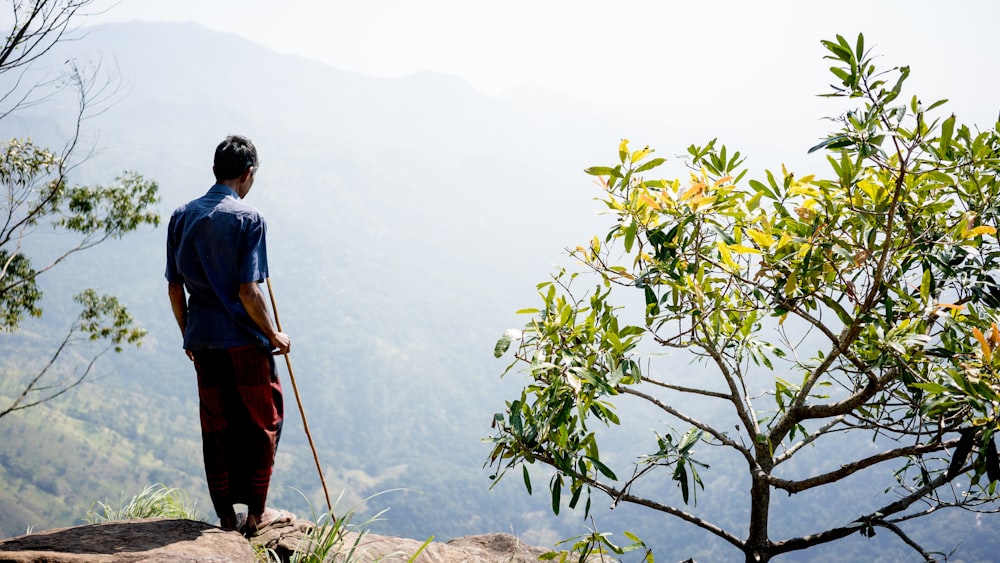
[270,331,291,355]
[239,281,290,354]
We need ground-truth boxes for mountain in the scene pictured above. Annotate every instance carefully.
[0,19,635,550]
[2,21,1000,563]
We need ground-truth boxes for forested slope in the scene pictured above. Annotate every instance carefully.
[2,21,999,562]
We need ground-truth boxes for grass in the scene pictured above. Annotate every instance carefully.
[256,489,432,563]
[84,483,200,523]
[82,484,438,562]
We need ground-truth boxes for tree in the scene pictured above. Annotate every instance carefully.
[490,34,1000,562]
[0,0,159,418]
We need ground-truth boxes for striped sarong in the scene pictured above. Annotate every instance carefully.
[193,345,283,517]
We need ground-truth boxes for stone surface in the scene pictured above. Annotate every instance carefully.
[251,520,549,562]
[0,518,549,563]
[0,518,256,562]
[446,533,551,562]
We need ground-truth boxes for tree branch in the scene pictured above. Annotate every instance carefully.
[617,385,753,460]
[768,438,957,494]
[770,470,953,557]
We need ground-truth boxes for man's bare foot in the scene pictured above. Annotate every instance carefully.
[219,512,246,532]
[244,507,295,537]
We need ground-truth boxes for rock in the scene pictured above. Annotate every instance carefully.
[0,518,550,563]
[0,518,256,562]
[248,519,313,560]
[251,521,549,562]
[446,533,551,562]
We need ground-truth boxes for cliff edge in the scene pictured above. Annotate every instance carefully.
[0,518,549,562]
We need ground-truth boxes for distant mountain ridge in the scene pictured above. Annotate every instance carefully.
[0,18,630,551]
[2,21,999,563]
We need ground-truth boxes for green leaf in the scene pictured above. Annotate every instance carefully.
[624,221,637,253]
[948,428,976,479]
[675,461,690,503]
[587,456,618,480]
[910,382,950,394]
[808,135,854,154]
[585,166,615,176]
[749,179,777,199]
[940,114,955,153]
[635,157,666,173]
[568,484,582,509]
[550,475,562,515]
[986,439,1000,483]
[820,39,852,63]
[829,66,851,84]
[678,427,702,454]
[927,98,949,112]
[494,329,522,358]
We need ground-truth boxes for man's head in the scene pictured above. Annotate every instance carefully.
[213,135,258,183]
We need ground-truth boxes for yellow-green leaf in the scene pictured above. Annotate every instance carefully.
[717,241,737,270]
[745,228,775,249]
[785,270,798,297]
[631,146,651,163]
[963,225,997,239]
[797,242,813,259]
[788,185,820,198]
[692,196,717,211]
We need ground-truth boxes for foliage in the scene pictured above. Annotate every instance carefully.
[0,0,159,420]
[85,484,200,523]
[490,33,1000,562]
[257,489,432,563]
[0,288,147,418]
[540,520,652,563]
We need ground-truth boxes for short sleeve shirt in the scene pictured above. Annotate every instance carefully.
[166,184,270,350]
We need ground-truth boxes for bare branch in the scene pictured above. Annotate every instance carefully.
[0,321,108,419]
[0,1,98,73]
[771,470,954,557]
[768,438,958,494]
[640,374,732,401]
[617,385,752,459]
[773,415,847,465]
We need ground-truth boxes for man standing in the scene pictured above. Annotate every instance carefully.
[166,135,295,535]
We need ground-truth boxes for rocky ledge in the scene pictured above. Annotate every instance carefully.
[0,518,550,562]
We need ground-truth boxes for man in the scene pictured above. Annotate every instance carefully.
[166,135,295,536]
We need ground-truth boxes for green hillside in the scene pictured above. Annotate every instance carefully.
[2,21,1000,563]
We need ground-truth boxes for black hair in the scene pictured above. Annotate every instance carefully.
[213,135,258,182]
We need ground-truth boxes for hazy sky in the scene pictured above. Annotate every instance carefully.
[90,1,998,123]
[65,0,997,178]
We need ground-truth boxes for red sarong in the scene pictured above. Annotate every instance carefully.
[193,345,283,517]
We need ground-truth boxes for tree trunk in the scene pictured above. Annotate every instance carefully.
[746,455,773,563]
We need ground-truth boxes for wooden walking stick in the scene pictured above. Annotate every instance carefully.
[266,277,335,521]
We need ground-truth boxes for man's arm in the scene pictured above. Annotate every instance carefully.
[168,282,195,361]
[168,282,188,335]
[239,280,291,354]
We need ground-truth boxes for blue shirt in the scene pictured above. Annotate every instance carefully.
[166,184,269,350]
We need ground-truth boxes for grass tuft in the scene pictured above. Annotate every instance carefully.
[85,483,200,523]
[258,488,431,563]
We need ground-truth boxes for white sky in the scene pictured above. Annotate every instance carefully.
[90,0,999,128]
